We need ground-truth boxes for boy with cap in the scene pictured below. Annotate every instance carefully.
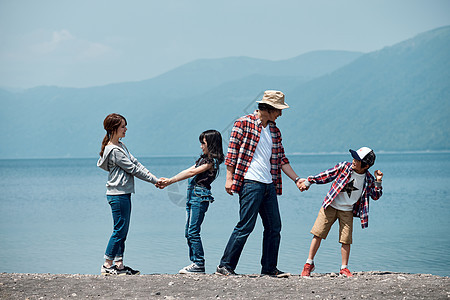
[299,147,383,277]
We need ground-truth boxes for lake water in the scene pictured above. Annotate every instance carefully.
[1,153,449,276]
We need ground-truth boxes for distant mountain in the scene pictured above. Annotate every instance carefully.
[2,26,450,159]
[281,26,450,153]
[0,50,362,159]
[148,26,450,156]
[140,50,363,98]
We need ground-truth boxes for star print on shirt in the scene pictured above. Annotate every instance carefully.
[342,179,359,197]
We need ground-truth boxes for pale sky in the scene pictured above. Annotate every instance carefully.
[1,0,449,89]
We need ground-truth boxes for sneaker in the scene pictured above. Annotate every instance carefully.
[101,264,128,276]
[179,263,205,274]
[123,265,140,275]
[261,268,290,278]
[301,263,315,277]
[339,267,353,277]
[215,265,236,276]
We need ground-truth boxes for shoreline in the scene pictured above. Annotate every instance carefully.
[1,271,449,299]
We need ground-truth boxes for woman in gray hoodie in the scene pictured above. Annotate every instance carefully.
[97,113,159,275]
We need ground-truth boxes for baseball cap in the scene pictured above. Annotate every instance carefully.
[349,147,372,160]
[349,147,376,167]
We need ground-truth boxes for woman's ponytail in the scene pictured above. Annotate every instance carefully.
[99,113,127,157]
[99,134,110,157]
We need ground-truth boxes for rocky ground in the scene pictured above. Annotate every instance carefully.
[1,271,449,299]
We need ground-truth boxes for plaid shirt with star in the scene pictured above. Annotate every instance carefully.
[307,162,383,229]
[225,111,290,195]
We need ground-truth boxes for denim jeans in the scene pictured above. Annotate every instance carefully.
[104,194,131,261]
[185,179,213,266]
[220,180,281,272]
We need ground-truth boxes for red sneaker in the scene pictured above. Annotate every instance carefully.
[301,263,315,277]
[339,268,353,277]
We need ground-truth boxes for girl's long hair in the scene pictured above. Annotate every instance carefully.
[99,113,127,157]
[199,129,225,166]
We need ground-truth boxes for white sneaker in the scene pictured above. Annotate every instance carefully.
[179,263,205,274]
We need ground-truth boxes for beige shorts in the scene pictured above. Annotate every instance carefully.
[310,206,354,244]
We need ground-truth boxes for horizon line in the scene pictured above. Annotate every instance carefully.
[1,149,449,161]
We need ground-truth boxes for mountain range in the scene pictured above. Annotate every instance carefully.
[1,26,449,159]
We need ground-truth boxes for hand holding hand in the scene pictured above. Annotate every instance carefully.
[156,177,171,189]
[155,178,164,189]
[153,178,161,188]
[295,178,305,190]
[296,178,309,192]
[374,170,383,182]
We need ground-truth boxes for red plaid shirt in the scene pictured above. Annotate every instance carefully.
[225,111,289,195]
[307,162,383,229]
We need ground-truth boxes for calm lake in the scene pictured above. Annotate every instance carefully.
[0,152,449,276]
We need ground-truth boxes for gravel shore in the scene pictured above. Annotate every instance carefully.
[1,272,448,299]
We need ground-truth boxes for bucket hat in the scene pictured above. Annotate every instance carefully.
[256,90,289,110]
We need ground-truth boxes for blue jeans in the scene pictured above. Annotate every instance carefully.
[185,179,213,266]
[104,194,131,261]
[219,180,281,272]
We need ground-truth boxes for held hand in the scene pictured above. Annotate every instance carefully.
[225,178,233,196]
[163,178,173,187]
[296,178,309,192]
[154,178,163,189]
[155,178,164,189]
[295,178,305,190]
[374,170,383,181]
[156,177,171,189]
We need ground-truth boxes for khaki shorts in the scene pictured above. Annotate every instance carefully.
[310,206,354,244]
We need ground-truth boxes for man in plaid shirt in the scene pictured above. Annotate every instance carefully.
[299,147,384,278]
[215,90,304,277]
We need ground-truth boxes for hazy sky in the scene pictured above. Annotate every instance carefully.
[1,0,449,89]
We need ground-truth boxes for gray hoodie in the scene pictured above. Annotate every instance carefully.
[97,143,158,195]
